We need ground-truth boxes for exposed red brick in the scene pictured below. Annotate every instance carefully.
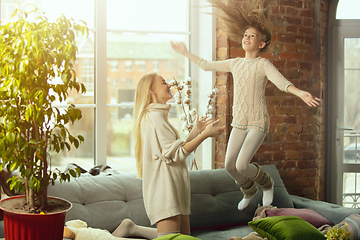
[279,52,303,60]
[280,0,303,8]
[213,0,329,201]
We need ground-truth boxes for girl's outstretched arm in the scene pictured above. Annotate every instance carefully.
[171,41,201,64]
[287,85,321,107]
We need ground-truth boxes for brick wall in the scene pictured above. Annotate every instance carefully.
[214,0,330,200]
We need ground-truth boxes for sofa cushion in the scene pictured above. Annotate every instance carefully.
[265,208,333,228]
[290,195,360,225]
[340,213,360,240]
[48,173,152,232]
[189,164,293,229]
[248,215,326,240]
[48,164,291,233]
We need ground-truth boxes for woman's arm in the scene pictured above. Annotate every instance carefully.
[287,85,321,107]
[185,116,213,143]
[183,119,224,153]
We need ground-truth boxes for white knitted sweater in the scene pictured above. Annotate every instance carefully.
[198,57,293,133]
[141,103,190,225]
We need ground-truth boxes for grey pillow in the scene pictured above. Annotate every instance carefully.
[189,164,293,229]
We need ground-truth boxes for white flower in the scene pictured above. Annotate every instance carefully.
[169,80,178,87]
[182,122,193,132]
[207,92,215,98]
[177,84,184,91]
[186,89,192,96]
[179,113,187,122]
[175,98,182,105]
[183,97,191,105]
[184,77,192,85]
[189,108,197,117]
[212,88,219,94]
[174,92,181,100]
[206,105,214,115]
[181,122,188,132]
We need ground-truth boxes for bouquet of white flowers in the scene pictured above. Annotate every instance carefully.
[169,77,219,134]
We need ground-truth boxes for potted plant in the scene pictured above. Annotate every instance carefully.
[0,4,88,240]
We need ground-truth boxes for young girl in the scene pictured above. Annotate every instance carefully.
[112,72,224,239]
[171,0,320,211]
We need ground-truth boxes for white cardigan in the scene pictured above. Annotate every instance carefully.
[141,103,190,225]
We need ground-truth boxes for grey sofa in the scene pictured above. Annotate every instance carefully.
[2,164,358,239]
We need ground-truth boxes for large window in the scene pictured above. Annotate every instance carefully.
[328,0,360,207]
[0,0,215,173]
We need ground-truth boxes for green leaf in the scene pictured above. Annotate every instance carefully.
[69,169,77,178]
[78,135,84,142]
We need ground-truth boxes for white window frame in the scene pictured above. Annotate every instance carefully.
[190,0,216,169]
[1,0,216,169]
[94,0,216,168]
[327,0,360,204]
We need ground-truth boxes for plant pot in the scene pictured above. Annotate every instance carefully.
[0,195,72,240]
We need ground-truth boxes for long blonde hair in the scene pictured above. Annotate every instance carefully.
[208,0,272,53]
[133,72,158,179]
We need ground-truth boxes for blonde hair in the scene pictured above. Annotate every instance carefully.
[208,0,272,53]
[133,72,158,179]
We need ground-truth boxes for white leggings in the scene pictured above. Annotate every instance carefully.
[225,128,266,183]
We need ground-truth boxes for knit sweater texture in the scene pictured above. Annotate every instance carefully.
[141,103,191,225]
[198,57,293,133]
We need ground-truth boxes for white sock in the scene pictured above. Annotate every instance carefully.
[238,197,252,210]
[262,185,274,207]
[112,219,157,239]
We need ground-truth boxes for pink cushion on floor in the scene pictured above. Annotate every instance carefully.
[265,208,333,228]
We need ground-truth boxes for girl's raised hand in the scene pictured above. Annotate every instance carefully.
[170,41,188,55]
[299,91,321,107]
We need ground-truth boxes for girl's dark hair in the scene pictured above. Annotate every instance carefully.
[208,0,272,53]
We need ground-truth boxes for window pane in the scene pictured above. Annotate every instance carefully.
[344,39,360,69]
[106,32,189,173]
[50,108,95,171]
[1,0,94,27]
[336,0,360,20]
[1,1,96,104]
[107,0,188,32]
[343,38,360,164]
[1,1,96,172]
[343,172,360,208]
[106,32,187,105]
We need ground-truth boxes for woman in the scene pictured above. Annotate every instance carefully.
[112,72,224,239]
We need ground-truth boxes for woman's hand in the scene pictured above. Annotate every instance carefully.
[183,117,225,153]
[299,91,321,107]
[193,116,213,135]
[202,119,225,138]
[170,41,188,55]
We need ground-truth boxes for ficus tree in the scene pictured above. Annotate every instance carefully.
[0,5,88,212]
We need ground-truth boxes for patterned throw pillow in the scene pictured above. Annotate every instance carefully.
[340,213,360,240]
[265,208,333,228]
